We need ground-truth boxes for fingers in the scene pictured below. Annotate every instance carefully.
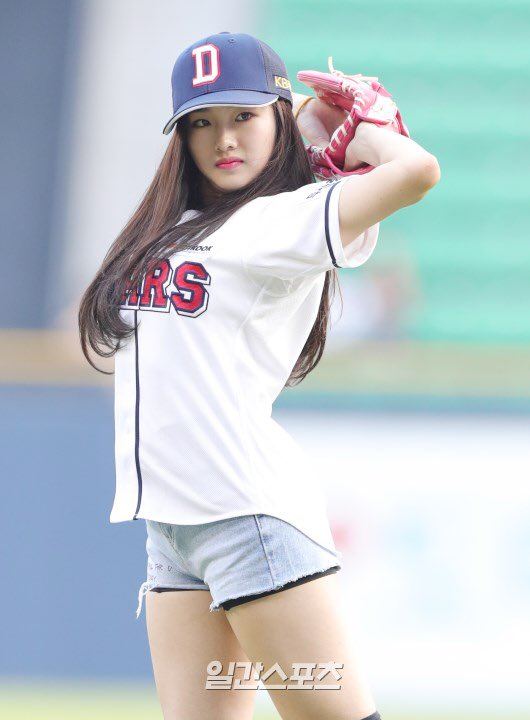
[296,112,330,148]
[296,98,349,150]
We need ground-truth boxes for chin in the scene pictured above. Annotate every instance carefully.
[214,175,250,191]
[203,167,256,195]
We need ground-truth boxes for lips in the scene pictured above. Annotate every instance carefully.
[215,157,243,168]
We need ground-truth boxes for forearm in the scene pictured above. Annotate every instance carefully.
[352,121,436,167]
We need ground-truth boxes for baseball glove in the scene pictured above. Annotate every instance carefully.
[297,57,410,179]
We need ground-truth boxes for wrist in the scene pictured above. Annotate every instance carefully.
[292,92,313,121]
[350,121,425,166]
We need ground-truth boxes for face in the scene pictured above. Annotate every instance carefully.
[185,103,277,200]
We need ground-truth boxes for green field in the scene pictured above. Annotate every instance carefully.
[0,682,525,720]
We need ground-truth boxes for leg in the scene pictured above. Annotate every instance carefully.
[225,572,377,720]
[146,589,257,720]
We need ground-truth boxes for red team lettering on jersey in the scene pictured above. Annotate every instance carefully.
[120,259,210,318]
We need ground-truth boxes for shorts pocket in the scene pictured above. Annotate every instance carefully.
[156,521,175,545]
[151,521,192,569]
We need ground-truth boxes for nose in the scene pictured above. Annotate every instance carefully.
[215,125,238,152]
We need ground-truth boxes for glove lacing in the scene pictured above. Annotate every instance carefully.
[327,55,380,115]
[327,56,379,88]
[326,56,378,148]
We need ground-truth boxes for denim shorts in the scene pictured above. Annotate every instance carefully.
[136,513,342,617]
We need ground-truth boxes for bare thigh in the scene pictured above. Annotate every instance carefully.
[146,589,257,720]
[225,573,377,720]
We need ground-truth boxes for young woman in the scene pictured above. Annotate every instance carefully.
[79,31,440,720]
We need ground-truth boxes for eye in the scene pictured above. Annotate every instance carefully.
[190,111,254,128]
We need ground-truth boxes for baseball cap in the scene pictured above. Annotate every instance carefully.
[162,31,293,135]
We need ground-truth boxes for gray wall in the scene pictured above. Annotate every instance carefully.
[0,0,80,328]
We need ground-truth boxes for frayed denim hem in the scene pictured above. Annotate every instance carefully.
[209,563,341,613]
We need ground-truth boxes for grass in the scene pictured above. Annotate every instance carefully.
[0,681,526,720]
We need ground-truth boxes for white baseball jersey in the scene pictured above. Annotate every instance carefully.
[111,176,379,555]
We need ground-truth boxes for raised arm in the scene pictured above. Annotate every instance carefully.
[337,122,441,247]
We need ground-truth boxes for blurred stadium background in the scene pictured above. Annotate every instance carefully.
[1,0,529,718]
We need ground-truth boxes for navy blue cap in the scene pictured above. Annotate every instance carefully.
[162,31,292,135]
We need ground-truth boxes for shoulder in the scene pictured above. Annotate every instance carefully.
[240,179,338,215]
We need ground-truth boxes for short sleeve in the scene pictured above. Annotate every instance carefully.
[240,177,379,285]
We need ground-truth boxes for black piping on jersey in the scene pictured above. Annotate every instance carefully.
[133,310,143,519]
[324,180,341,268]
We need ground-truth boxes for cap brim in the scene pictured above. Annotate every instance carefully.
[162,90,279,135]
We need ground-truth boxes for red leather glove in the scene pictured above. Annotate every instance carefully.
[297,57,410,179]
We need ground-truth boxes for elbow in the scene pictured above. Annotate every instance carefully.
[408,153,442,197]
[420,153,442,189]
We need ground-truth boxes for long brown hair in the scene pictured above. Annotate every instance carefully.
[78,98,343,386]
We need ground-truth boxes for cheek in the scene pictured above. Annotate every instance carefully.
[260,128,276,163]
[187,133,207,163]
[251,120,276,157]
[263,117,277,148]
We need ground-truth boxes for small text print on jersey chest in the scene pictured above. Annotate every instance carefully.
[305,178,339,199]
[120,257,210,318]
[187,244,213,252]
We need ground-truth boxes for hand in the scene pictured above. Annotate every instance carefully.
[296,96,345,149]
[343,121,376,171]
[296,97,367,172]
